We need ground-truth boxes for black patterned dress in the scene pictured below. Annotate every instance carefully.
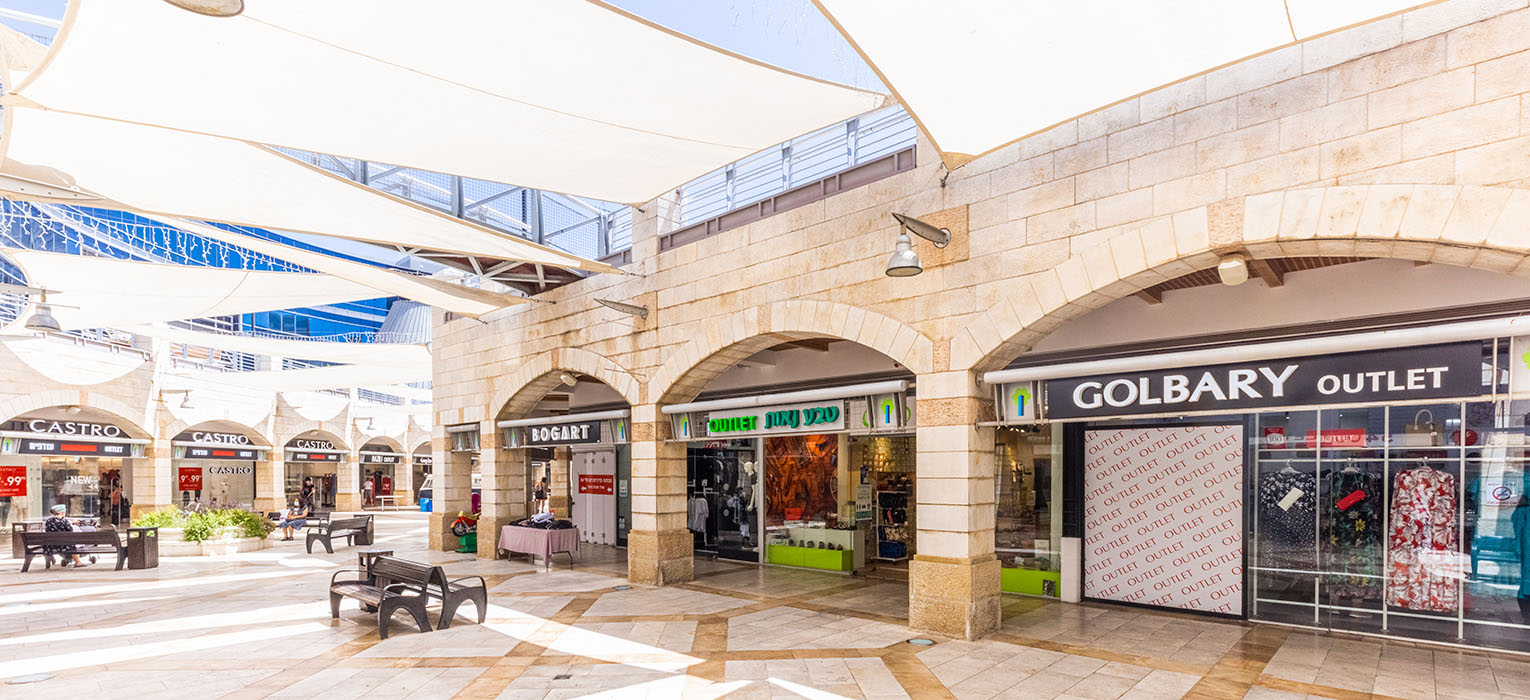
[1322,468,1382,600]
[1258,470,1317,571]
[43,515,75,556]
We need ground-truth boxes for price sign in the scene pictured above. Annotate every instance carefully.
[178,467,203,491]
[0,466,25,497]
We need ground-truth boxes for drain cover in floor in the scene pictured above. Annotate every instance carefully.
[553,674,572,680]
[7,673,53,684]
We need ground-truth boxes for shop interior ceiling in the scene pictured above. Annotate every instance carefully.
[1135,256,1371,304]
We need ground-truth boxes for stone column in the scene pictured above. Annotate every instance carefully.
[909,371,1001,640]
[132,444,172,520]
[254,451,284,513]
[548,447,571,517]
[427,429,473,551]
[477,430,527,558]
[627,403,692,585]
[335,453,361,512]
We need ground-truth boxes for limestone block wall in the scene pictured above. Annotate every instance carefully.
[433,0,1530,640]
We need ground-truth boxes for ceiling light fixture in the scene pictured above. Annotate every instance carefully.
[595,298,649,319]
[162,0,244,17]
[1217,253,1249,286]
[559,372,578,387]
[65,406,82,416]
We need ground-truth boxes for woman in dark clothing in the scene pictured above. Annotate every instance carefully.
[44,503,94,567]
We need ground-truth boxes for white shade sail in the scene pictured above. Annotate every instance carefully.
[0,106,616,274]
[124,324,429,370]
[13,0,887,204]
[1,248,381,330]
[174,363,432,393]
[816,0,1428,164]
[161,217,528,318]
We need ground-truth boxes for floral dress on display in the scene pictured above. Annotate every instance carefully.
[1385,466,1458,613]
[1322,467,1383,600]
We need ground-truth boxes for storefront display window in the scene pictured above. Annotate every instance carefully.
[1251,400,1530,653]
[688,440,759,562]
[995,425,1061,595]
[851,435,915,562]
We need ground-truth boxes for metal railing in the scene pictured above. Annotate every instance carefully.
[674,106,916,227]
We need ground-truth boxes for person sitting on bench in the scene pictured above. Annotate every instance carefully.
[277,498,310,541]
[45,504,96,568]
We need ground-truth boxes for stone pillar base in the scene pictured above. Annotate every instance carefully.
[475,513,510,559]
[428,511,462,552]
[909,554,1002,640]
[335,493,361,512]
[627,529,693,585]
[253,497,283,514]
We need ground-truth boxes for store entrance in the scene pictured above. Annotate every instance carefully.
[688,440,759,562]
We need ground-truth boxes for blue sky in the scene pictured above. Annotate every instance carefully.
[0,0,881,90]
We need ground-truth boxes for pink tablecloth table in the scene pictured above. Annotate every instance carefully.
[497,525,579,568]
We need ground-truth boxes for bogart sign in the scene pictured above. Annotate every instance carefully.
[1047,342,1482,419]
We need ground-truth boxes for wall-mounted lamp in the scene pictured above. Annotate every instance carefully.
[559,371,578,387]
[1217,253,1249,286]
[595,298,649,319]
[886,213,951,278]
[160,389,195,409]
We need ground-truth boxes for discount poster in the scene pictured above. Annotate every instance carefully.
[1082,425,1244,614]
[0,466,25,496]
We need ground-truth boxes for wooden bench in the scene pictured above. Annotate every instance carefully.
[20,530,127,572]
[424,567,487,630]
[306,515,373,554]
[328,556,432,639]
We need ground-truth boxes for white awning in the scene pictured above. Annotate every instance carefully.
[817,0,1428,165]
[125,323,429,370]
[1,248,381,331]
[12,0,887,204]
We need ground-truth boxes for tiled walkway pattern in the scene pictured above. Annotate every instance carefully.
[2,513,1528,699]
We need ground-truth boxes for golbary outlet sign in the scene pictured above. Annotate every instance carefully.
[1013,342,1484,421]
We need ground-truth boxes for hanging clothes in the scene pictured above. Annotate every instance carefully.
[1258,469,1317,571]
[688,496,709,533]
[1512,500,1530,604]
[1386,466,1458,613]
[1322,467,1383,600]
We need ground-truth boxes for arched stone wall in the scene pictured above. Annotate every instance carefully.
[969,185,1530,371]
[167,419,271,446]
[650,300,935,404]
[491,346,642,420]
[0,390,154,439]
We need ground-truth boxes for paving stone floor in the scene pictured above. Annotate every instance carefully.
[2,512,1527,699]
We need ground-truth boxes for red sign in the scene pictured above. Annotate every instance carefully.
[578,474,614,495]
[178,467,203,491]
[1263,427,1286,447]
[784,507,803,521]
[1303,429,1366,449]
[0,466,26,497]
[381,476,393,495]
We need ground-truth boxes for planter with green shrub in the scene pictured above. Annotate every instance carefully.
[132,506,276,556]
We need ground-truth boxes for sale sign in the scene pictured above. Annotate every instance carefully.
[177,467,203,491]
[1083,425,1244,615]
[0,466,26,497]
[577,474,614,495]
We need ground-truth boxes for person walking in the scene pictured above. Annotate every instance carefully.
[534,477,548,514]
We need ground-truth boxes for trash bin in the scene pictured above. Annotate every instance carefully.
[456,531,477,554]
[356,517,375,546]
[127,527,159,569]
[418,497,432,513]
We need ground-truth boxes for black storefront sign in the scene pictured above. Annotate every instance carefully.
[414,454,433,466]
[18,439,131,456]
[183,446,260,460]
[523,420,602,446]
[289,451,342,463]
[1046,342,1483,419]
[361,453,401,464]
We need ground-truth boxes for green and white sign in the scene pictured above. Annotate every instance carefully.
[996,381,1039,424]
[706,400,845,437]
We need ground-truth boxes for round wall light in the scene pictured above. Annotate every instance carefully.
[1216,253,1249,286]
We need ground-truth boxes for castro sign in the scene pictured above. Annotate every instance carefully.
[1046,342,1482,419]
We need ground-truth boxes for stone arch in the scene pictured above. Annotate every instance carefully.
[650,299,935,404]
[279,427,350,452]
[968,184,1530,372]
[410,438,430,455]
[491,346,643,420]
[359,436,405,453]
[171,419,271,446]
[0,390,153,439]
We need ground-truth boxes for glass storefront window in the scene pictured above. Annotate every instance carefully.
[688,440,759,562]
[1250,400,1530,654]
[850,435,915,561]
[995,425,1060,576]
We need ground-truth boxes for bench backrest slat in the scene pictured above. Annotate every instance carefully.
[22,530,121,546]
[328,516,370,532]
[369,556,433,586]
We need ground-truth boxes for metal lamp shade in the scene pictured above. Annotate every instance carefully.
[885,234,923,277]
[24,303,61,333]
